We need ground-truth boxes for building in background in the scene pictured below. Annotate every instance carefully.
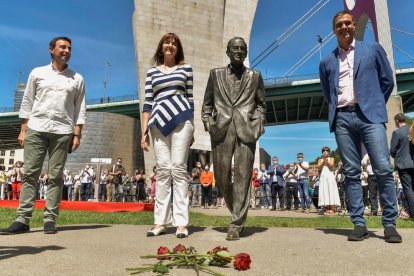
[14,83,26,112]
[0,149,24,171]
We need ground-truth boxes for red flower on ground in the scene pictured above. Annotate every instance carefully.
[208,246,228,254]
[233,253,251,271]
[157,246,170,255]
[174,244,187,252]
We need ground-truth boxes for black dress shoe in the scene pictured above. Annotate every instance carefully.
[348,225,369,241]
[226,228,240,241]
[44,222,58,234]
[0,222,30,235]
[384,226,402,243]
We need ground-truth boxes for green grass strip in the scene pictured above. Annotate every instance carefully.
[1,207,413,229]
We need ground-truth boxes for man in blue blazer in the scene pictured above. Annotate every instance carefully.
[267,156,286,211]
[319,10,401,243]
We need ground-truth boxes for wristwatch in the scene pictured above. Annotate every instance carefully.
[73,133,82,139]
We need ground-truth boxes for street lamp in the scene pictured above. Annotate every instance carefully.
[103,62,112,103]
[317,35,323,61]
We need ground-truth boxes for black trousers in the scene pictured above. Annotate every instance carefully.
[398,168,414,217]
[201,185,212,206]
[368,175,379,213]
[285,182,299,210]
[271,182,284,208]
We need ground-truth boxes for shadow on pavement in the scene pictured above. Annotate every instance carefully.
[57,224,112,232]
[316,228,383,239]
[212,226,268,237]
[0,245,65,261]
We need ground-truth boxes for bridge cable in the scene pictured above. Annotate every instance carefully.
[282,32,335,76]
[251,0,331,68]
[391,27,414,37]
[367,26,414,62]
[251,0,327,65]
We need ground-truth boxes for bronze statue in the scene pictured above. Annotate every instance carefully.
[202,37,266,240]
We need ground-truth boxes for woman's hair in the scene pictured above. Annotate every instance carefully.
[151,33,185,66]
[321,146,331,153]
[410,124,414,144]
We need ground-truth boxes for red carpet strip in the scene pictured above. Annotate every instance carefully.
[0,200,154,212]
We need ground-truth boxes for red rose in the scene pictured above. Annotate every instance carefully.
[174,244,186,252]
[233,253,251,271]
[157,246,170,255]
[208,246,228,254]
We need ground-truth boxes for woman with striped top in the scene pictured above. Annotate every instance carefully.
[141,33,194,239]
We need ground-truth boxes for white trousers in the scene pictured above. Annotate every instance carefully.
[151,120,194,226]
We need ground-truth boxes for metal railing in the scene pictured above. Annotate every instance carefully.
[264,62,414,87]
[86,94,138,105]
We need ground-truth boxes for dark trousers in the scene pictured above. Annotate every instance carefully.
[398,168,414,217]
[201,185,212,207]
[271,182,284,208]
[368,175,379,213]
[211,121,256,230]
[362,185,369,207]
[99,183,107,201]
[285,182,299,210]
[80,182,90,201]
[136,183,147,201]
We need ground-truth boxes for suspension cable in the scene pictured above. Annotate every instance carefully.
[391,27,414,37]
[251,0,331,68]
[283,32,335,76]
[251,0,327,64]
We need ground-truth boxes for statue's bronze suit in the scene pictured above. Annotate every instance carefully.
[202,37,266,240]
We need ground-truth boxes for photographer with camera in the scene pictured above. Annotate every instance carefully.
[284,162,299,210]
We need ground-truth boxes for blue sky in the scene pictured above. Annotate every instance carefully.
[0,0,413,164]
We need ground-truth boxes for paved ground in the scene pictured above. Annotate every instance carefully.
[1,223,413,276]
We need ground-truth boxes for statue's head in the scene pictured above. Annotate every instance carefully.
[226,37,247,67]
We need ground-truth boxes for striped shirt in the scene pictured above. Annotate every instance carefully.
[143,64,194,136]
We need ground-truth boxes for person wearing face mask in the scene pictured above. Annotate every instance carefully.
[200,164,214,209]
[99,170,108,201]
[257,163,270,209]
[191,161,202,207]
[317,147,340,216]
[109,158,126,202]
[283,163,299,211]
[267,157,286,211]
[79,164,93,201]
[11,161,25,200]
[295,153,310,213]
[63,169,74,201]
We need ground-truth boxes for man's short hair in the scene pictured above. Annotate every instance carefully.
[226,37,247,52]
[49,36,71,48]
[332,10,354,29]
[297,153,304,157]
[117,157,123,162]
[394,113,406,123]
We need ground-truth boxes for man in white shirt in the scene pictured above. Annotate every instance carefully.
[1,36,86,235]
[296,153,310,212]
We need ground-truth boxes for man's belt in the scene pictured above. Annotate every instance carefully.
[336,104,360,113]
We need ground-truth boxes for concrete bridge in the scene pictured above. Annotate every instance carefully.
[1,63,413,149]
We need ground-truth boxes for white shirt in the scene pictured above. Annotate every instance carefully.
[361,154,374,175]
[283,170,297,183]
[19,63,86,134]
[296,161,309,179]
[337,40,357,108]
